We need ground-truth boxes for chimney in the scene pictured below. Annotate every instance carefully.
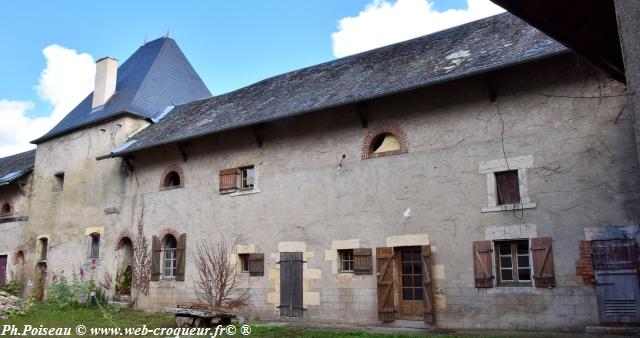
[92,57,118,108]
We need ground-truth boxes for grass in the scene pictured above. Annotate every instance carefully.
[5,303,521,338]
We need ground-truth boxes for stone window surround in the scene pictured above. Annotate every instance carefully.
[479,155,536,213]
[361,122,408,160]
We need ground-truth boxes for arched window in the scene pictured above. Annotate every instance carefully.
[163,235,178,278]
[160,164,184,191]
[362,123,408,159]
[1,202,12,216]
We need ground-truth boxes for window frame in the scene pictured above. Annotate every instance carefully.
[163,236,178,279]
[53,172,65,192]
[89,234,100,259]
[494,240,532,286]
[479,156,536,213]
[239,253,250,273]
[239,166,255,190]
[338,249,355,273]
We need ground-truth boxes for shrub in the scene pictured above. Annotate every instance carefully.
[1,272,23,296]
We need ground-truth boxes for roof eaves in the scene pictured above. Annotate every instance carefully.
[98,47,569,160]
[0,168,33,186]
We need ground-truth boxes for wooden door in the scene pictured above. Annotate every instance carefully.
[279,252,303,318]
[376,247,395,321]
[398,247,424,318]
[0,255,6,286]
[592,239,640,324]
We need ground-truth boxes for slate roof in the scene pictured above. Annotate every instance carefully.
[0,150,36,186]
[101,13,568,159]
[32,37,211,144]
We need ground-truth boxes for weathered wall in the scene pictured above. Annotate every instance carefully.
[0,176,32,285]
[22,116,149,294]
[118,54,640,330]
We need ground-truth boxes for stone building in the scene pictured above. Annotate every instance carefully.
[0,12,639,331]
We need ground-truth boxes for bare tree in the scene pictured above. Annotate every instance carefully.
[131,207,150,299]
[193,236,251,310]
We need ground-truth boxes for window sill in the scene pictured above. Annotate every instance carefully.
[230,189,260,197]
[481,202,536,213]
[487,286,541,295]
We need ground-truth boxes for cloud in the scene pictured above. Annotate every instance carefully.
[332,0,505,57]
[0,45,95,157]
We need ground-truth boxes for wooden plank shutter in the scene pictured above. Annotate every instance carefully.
[495,170,520,205]
[248,253,264,276]
[353,248,373,275]
[531,237,555,287]
[219,168,238,193]
[175,233,187,281]
[376,247,395,321]
[592,239,637,270]
[473,240,494,288]
[279,252,303,317]
[151,236,161,281]
[421,245,434,324]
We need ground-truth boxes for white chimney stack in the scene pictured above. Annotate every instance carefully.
[92,57,118,108]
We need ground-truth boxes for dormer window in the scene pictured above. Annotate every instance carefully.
[160,164,185,191]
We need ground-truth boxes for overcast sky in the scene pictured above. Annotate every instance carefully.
[0,0,504,157]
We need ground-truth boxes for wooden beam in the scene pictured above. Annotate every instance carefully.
[252,124,264,148]
[178,143,188,162]
[123,156,135,172]
[485,75,496,103]
[357,102,369,128]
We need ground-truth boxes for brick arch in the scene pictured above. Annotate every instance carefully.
[158,228,181,247]
[115,230,136,251]
[361,122,408,160]
[160,164,185,191]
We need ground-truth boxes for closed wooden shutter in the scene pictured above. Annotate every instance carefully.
[219,168,238,193]
[248,253,264,276]
[421,245,434,324]
[495,170,520,205]
[279,252,304,317]
[473,240,494,288]
[376,247,395,321]
[151,236,161,281]
[353,248,373,275]
[175,233,187,281]
[531,237,555,287]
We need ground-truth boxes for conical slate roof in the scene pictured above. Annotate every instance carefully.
[32,37,211,144]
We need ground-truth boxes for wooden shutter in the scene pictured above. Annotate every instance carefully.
[248,253,264,276]
[421,245,434,324]
[473,240,494,288]
[175,233,187,281]
[495,170,520,205]
[151,236,161,281]
[219,168,238,193]
[592,239,637,270]
[376,247,395,322]
[279,252,303,317]
[353,248,373,275]
[531,237,555,287]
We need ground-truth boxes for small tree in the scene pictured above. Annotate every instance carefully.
[131,208,150,299]
[193,236,250,310]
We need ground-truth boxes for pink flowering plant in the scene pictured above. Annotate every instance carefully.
[45,267,97,310]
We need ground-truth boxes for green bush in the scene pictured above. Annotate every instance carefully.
[45,268,96,310]
[1,271,23,296]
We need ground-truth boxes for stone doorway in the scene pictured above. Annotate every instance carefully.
[115,237,133,298]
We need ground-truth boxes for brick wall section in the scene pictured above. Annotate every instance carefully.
[361,123,408,160]
[575,241,595,287]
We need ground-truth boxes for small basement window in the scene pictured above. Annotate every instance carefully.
[495,170,520,205]
[90,233,100,258]
[338,249,354,273]
[239,254,249,272]
[53,172,65,192]
[240,166,255,190]
[495,240,531,286]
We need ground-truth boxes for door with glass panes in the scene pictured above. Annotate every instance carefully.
[397,247,424,317]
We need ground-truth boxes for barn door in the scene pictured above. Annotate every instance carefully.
[279,252,303,318]
[592,239,640,325]
[0,255,7,286]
